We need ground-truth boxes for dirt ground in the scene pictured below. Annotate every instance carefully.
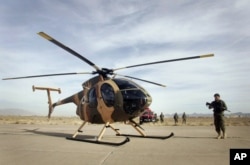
[0,116,250,165]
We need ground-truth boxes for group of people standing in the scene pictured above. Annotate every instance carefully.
[158,112,187,125]
[173,112,186,125]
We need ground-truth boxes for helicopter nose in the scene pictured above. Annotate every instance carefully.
[121,89,149,115]
[146,94,152,106]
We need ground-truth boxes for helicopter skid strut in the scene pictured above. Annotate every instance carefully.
[66,120,173,146]
[116,120,174,140]
[66,121,130,146]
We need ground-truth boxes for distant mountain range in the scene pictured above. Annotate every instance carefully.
[164,112,250,117]
[0,108,249,117]
[0,108,39,116]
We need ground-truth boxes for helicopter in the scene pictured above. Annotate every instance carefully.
[3,32,214,145]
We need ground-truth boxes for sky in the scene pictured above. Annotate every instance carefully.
[1,0,250,116]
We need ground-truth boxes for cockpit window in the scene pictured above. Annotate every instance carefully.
[121,89,147,114]
[113,78,147,114]
[101,83,115,107]
[113,78,138,90]
[88,87,97,108]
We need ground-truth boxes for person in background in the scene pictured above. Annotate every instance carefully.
[160,112,164,123]
[182,112,187,125]
[173,112,178,125]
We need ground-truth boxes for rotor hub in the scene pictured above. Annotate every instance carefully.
[93,68,113,77]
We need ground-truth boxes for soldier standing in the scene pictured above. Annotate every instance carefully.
[173,113,178,125]
[206,93,228,139]
[154,113,158,123]
[182,112,187,125]
[160,112,164,123]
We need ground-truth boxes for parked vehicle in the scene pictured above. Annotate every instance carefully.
[139,107,156,124]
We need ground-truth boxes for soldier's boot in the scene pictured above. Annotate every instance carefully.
[216,132,221,139]
[222,131,227,139]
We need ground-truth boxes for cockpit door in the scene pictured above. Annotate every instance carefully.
[96,79,120,123]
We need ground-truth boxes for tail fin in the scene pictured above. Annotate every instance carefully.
[48,91,84,118]
[48,103,55,118]
[32,85,61,119]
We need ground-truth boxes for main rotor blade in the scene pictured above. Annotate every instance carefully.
[38,32,100,71]
[114,73,166,87]
[2,72,92,80]
[113,54,214,71]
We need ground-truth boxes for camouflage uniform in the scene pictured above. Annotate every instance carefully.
[209,99,227,138]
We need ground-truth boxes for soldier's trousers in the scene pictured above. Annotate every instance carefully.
[214,114,225,134]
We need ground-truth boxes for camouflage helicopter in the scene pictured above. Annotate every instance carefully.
[3,32,214,145]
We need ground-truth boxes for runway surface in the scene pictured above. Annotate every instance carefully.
[1,123,250,165]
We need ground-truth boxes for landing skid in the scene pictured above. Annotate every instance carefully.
[68,121,130,146]
[66,136,130,146]
[67,120,173,146]
[117,132,174,139]
[118,119,174,140]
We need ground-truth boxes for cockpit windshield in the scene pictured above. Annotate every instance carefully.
[113,78,139,90]
[113,78,147,114]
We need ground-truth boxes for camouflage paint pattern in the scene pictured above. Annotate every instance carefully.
[51,75,152,124]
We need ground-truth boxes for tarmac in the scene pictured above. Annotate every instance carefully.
[0,123,250,165]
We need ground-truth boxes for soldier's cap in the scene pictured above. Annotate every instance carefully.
[214,93,220,97]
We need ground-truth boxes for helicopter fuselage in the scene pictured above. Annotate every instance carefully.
[52,76,152,124]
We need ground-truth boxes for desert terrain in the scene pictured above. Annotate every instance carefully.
[1,115,250,126]
[0,116,250,165]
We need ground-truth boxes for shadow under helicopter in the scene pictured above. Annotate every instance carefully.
[23,128,96,139]
[23,128,130,146]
